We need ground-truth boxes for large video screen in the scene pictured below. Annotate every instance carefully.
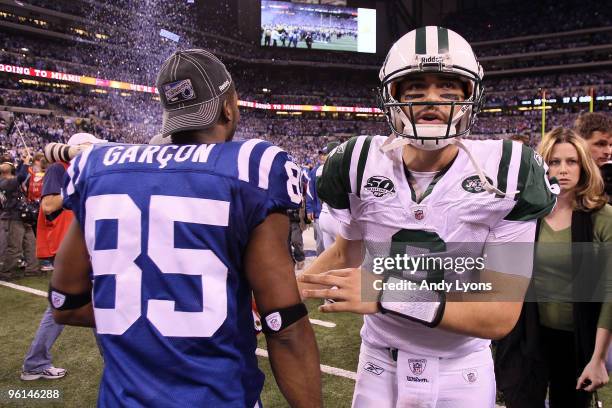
[260,0,376,53]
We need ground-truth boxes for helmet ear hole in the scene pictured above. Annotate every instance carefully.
[390,82,399,100]
[462,82,470,99]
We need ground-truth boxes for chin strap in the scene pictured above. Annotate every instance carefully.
[453,139,520,197]
[380,133,411,152]
[380,136,520,198]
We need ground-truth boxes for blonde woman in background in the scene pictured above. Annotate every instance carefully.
[537,128,610,406]
[496,127,611,408]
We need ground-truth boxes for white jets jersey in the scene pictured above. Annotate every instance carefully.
[317,135,556,357]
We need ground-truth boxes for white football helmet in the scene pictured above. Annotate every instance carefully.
[378,26,485,151]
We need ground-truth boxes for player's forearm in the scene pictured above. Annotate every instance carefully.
[303,237,363,276]
[41,194,64,214]
[266,318,322,408]
[591,328,612,362]
[438,301,522,340]
[52,303,95,327]
[304,243,347,275]
[299,242,350,295]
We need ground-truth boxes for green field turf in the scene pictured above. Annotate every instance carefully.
[260,36,359,52]
[1,277,610,407]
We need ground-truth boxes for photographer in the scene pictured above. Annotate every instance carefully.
[288,205,306,270]
[0,152,40,280]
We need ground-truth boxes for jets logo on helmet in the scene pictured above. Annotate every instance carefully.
[378,26,485,151]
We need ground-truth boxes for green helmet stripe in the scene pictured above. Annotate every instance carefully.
[415,27,426,54]
[437,27,449,53]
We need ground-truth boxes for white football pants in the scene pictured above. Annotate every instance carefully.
[318,210,339,250]
[351,342,496,408]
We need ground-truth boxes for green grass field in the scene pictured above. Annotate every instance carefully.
[260,36,358,52]
[1,276,610,407]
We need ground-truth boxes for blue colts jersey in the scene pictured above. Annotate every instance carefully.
[62,139,302,407]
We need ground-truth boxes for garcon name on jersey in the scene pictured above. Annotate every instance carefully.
[102,144,215,169]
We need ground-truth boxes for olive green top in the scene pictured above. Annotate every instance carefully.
[536,204,612,332]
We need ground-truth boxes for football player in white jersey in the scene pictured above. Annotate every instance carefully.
[299,26,558,407]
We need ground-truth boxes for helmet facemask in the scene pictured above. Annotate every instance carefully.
[379,66,484,151]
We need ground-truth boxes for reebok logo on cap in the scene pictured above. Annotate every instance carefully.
[218,79,230,92]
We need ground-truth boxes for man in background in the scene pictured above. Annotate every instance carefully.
[574,112,612,200]
[307,142,339,254]
[0,152,38,280]
[20,132,107,381]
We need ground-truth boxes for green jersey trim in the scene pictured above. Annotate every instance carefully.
[495,139,513,198]
[316,137,359,210]
[356,136,374,198]
[504,145,557,221]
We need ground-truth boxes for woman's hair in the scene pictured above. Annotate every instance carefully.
[538,127,607,211]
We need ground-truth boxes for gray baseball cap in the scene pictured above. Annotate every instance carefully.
[156,49,233,138]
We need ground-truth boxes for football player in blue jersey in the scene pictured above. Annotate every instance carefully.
[49,49,322,407]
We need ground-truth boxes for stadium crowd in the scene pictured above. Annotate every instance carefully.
[2,0,611,79]
[443,0,612,42]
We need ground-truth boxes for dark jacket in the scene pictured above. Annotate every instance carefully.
[494,211,602,399]
[601,162,611,203]
[0,163,29,220]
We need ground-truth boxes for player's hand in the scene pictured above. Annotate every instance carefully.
[299,268,379,314]
[69,144,88,159]
[576,358,608,392]
[22,152,32,164]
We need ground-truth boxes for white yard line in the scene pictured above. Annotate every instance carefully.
[1,280,355,381]
[0,280,47,297]
[0,281,336,328]
[309,318,336,328]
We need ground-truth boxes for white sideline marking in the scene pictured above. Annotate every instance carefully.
[256,348,357,380]
[1,280,355,380]
[0,280,46,297]
[0,281,336,327]
[309,318,336,328]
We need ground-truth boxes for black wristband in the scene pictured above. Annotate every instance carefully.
[48,285,92,311]
[261,303,308,334]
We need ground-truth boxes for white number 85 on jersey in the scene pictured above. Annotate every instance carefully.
[85,194,229,337]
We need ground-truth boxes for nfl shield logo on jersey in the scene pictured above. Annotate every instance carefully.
[51,291,66,309]
[462,368,478,383]
[265,312,282,332]
[408,359,427,376]
[412,205,426,221]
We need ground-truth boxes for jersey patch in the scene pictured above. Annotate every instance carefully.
[461,175,493,194]
[162,79,196,104]
[364,176,396,198]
